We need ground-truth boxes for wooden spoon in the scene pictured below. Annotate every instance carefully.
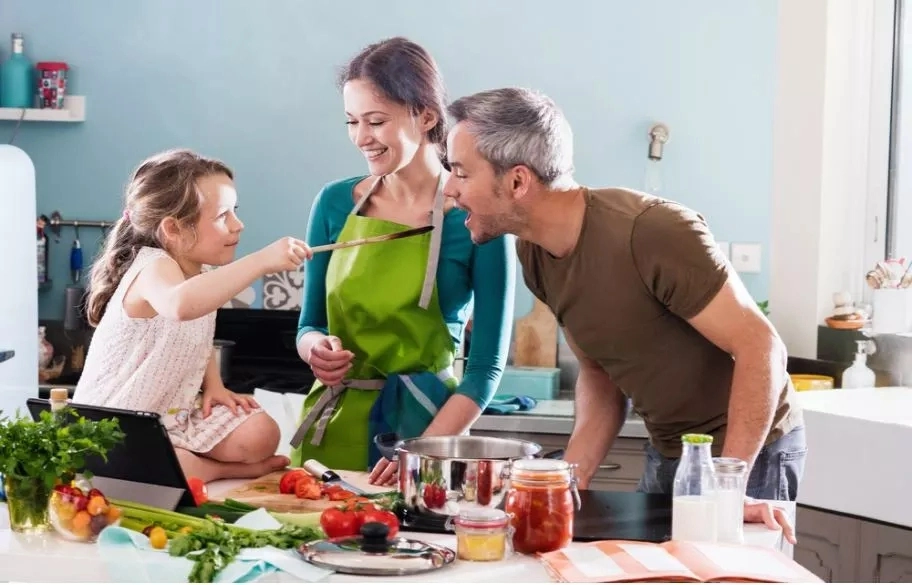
[310,225,433,254]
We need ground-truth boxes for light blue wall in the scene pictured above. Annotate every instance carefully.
[0,0,776,321]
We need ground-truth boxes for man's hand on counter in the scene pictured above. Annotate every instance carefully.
[744,497,797,544]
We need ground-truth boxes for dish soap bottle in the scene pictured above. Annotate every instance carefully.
[0,33,33,108]
[842,340,876,389]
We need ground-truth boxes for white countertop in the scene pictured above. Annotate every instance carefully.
[0,482,792,583]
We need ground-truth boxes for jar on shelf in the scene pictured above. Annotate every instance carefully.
[504,459,580,555]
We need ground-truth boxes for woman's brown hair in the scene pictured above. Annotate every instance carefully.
[339,37,448,160]
[86,148,233,327]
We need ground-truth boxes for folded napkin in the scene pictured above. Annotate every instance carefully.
[483,394,537,415]
[97,508,333,583]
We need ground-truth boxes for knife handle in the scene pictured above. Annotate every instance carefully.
[304,459,340,482]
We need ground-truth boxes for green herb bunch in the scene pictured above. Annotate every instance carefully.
[0,406,125,489]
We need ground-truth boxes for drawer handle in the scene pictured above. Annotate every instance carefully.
[599,463,621,471]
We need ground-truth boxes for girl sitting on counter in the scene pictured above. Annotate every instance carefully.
[73,148,312,483]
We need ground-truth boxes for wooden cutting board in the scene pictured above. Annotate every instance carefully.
[513,297,558,367]
[214,469,391,513]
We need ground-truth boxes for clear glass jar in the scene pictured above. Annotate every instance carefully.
[672,433,718,542]
[713,457,747,544]
[504,459,580,555]
[450,508,511,562]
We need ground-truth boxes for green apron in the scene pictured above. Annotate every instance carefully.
[289,174,457,471]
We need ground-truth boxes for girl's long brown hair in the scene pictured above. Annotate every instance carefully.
[86,149,233,327]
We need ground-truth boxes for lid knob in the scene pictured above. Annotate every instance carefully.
[360,521,390,553]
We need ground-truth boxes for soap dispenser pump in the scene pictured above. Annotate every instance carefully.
[842,340,876,389]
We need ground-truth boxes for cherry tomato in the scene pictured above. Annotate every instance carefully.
[320,506,360,538]
[361,509,400,538]
[187,476,208,506]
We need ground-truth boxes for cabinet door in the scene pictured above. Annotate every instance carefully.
[793,505,860,582]
[858,520,912,582]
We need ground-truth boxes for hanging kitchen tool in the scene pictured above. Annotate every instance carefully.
[70,221,83,284]
[297,522,456,577]
[310,225,432,254]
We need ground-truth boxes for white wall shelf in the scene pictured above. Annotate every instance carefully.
[0,95,85,122]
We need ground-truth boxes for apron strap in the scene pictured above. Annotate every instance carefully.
[288,378,386,448]
[419,174,446,310]
[351,175,383,215]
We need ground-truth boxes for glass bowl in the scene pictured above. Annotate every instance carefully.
[48,483,121,543]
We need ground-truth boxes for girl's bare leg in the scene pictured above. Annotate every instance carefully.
[176,412,289,483]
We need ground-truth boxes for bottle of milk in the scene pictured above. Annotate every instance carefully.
[671,433,718,542]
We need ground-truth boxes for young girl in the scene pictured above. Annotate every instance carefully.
[73,148,312,483]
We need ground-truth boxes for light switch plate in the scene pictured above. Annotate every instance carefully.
[731,242,762,273]
[716,241,731,260]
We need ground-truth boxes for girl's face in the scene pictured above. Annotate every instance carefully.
[181,173,245,269]
[343,79,434,176]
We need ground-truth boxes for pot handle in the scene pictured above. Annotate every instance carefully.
[540,449,565,460]
[373,432,402,461]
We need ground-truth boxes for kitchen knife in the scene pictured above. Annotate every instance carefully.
[303,459,365,495]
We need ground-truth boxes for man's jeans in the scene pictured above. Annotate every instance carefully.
[636,426,807,501]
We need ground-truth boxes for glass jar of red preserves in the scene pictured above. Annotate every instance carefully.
[504,459,580,555]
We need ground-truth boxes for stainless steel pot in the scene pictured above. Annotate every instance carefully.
[374,433,564,520]
[213,339,235,382]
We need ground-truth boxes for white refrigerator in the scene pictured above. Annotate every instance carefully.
[0,145,38,419]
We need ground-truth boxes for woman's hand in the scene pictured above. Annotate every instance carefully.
[307,335,354,387]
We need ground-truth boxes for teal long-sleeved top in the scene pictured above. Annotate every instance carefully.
[297,176,516,409]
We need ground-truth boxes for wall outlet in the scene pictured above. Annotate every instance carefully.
[731,242,762,273]
[716,241,731,260]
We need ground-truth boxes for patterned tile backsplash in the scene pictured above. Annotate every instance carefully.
[219,270,304,311]
[262,269,304,311]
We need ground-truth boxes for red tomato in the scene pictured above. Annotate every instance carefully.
[187,477,208,506]
[320,506,360,538]
[361,509,399,538]
[279,470,309,494]
[295,479,322,500]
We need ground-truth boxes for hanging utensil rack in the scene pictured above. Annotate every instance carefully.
[45,210,116,236]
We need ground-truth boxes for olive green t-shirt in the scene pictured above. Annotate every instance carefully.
[517,187,801,458]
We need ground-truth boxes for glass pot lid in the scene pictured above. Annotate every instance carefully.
[297,521,456,576]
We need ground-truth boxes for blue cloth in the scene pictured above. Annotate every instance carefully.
[297,176,516,411]
[367,371,453,467]
[483,394,537,415]
[97,525,333,583]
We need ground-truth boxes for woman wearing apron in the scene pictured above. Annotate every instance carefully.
[290,37,516,483]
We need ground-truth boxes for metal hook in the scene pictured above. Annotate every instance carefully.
[73,221,80,241]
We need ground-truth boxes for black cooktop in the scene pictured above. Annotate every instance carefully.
[400,490,672,543]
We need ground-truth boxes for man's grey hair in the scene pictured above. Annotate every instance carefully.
[447,87,574,187]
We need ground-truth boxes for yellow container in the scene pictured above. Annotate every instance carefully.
[790,374,835,391]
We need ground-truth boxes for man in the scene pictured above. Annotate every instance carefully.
[443,87,805,543]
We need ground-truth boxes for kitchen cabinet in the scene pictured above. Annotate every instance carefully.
[857,519,912,582]
[793,506,861,582]
[794,504,912,582]
[470,429,648,491]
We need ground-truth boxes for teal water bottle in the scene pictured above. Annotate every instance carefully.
[0,33,34,108]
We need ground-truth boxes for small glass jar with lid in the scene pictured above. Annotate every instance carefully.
[448,507,511,562]
[504,459,580,555]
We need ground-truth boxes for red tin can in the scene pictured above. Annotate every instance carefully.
[36,61,68,109]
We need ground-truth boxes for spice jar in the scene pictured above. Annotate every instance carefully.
[504,459,580,555]
[449,508,511,562]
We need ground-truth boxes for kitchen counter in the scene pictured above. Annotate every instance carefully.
[473,387,912,530]
[0,482,794,583]
[474,399,649,437]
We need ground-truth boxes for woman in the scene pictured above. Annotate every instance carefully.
[290,37,515,483]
